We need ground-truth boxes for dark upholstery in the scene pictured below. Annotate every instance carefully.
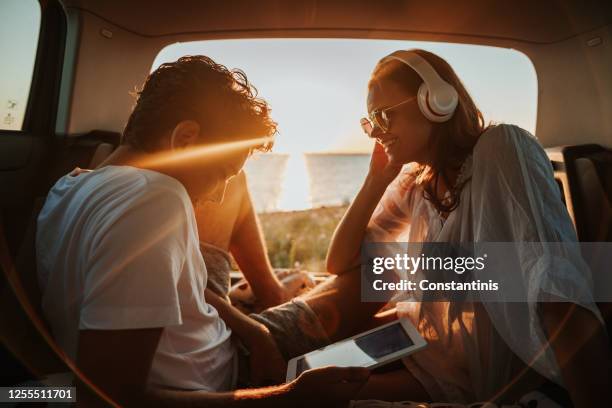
[546,144,612,349]
[0,130,119,379]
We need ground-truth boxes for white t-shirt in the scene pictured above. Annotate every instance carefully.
[36,165,236,391]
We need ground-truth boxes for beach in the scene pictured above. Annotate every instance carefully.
[258,205,348,272]
[240,153,369,271]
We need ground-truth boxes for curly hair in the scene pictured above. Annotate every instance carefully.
[122,55,277,152]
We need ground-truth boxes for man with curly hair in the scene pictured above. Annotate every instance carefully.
[36,56,370,407]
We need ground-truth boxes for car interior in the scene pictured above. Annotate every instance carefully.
[1,0,611,404]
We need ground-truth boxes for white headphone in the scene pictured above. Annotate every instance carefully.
[379,50,458,123]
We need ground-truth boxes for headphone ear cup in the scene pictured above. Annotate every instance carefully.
[417,82,439,122]
[417,82,455,123]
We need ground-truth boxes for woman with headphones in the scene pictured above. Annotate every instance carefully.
[326,50,611,406]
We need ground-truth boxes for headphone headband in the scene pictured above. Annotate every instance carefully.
[381,51,448,91]
[377,50,458,122]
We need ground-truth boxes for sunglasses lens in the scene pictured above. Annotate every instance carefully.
[375,111,388,131]
[382,110,390,125]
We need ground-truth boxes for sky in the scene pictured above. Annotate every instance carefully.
[153,38,537,154]
[0,0,40,131]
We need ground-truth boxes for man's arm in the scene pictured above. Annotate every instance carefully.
[540,302,612,407]
[76,328,161,407]
[76,328,369,407]
[229,173,287,308]
[76,328,283,407]
[149,365,371,408]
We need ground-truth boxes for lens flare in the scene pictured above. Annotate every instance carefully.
[133,136,275,169]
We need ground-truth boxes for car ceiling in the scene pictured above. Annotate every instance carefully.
[61,0,612,44]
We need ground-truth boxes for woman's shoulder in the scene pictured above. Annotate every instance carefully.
[473,123,541,159]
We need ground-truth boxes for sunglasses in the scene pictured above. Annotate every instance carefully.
[360,96,417,137]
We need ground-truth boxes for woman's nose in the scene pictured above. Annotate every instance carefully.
[369,125,384,140]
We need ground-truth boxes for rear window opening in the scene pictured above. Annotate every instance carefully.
[152,39,537,214]
[154,39,538,270]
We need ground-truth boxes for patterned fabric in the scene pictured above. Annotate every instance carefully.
[200,242,233,302]
[251,298,330,360]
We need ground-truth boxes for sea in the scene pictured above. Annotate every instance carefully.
[243,153,371,212]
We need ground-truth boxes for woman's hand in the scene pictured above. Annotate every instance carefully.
[326,142,399,275]
[367,141,403,187]
[245,325,287,386]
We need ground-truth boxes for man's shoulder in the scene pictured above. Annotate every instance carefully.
[84,166,190,205]
[42,166,191,226]
[98,167,193,220]
[134,167,190,201]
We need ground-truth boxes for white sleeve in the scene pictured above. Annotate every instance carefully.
[472,124,600,311]
[365,169,417,243]
[471,124,604,382]
[79,188,189,330]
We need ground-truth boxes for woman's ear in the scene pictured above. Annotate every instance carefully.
[169,120,201,150]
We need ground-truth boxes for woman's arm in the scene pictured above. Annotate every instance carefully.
[326,175,388,275]
[540,302,612,407]
[229,174,288,308]
[326,143,402,275]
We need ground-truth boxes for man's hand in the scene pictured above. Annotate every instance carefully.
[286,366,371,408]
[245,325,286,385]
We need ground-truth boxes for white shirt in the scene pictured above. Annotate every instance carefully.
[36,165,236,391]
[366,124,604,401]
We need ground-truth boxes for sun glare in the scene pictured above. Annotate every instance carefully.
[277,153,311,210]
[133,136,275,169]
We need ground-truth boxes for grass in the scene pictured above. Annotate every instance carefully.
[258,205,348,272]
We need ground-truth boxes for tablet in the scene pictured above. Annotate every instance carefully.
[286,318,427,381]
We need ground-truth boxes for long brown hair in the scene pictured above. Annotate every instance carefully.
[370,49,489,214]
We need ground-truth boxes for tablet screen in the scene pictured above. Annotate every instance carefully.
[295,322,414,376]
